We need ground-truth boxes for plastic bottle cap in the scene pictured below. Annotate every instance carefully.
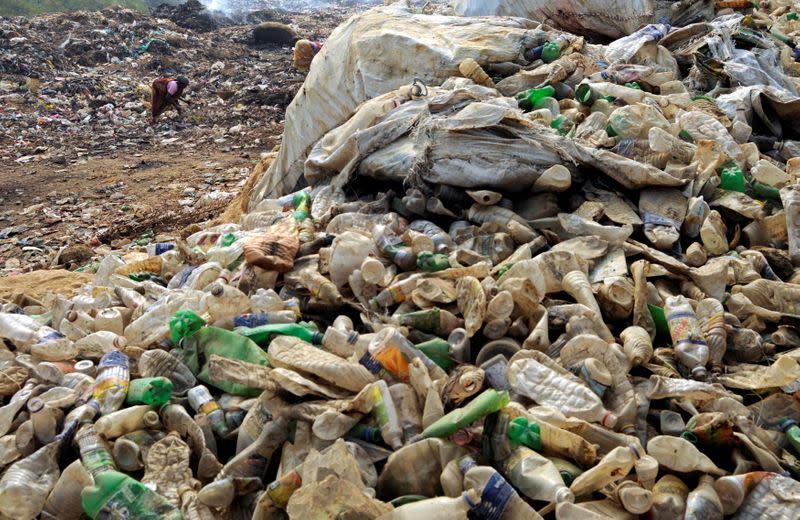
[691,366,707,381]
[66,310,78,322]
[74,359,95,373]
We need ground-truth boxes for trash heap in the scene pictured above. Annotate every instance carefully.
[2,2,800,519]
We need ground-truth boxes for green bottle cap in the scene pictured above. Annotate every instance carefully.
[625,82,641,90]
[542,41,561,63]
[169,309,206,343]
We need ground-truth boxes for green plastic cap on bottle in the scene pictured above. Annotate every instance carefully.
[507,416,542,451]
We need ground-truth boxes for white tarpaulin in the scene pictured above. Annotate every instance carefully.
[450,0,655,40]
[249,5,548,206]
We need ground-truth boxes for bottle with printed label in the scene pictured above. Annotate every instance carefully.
[81,470,182,519]
[76,422,116,478]
[138,349,197,395]
[664,295,709,380]
[374,225,417,271]
[361,327,446,382]
[370,380,404,449]
[92,351,129,415]
[188,385,230,437]
[459,456,542,519]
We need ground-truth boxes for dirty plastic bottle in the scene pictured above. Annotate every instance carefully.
[92,351,130,415]
[504,445,575,504]
[74,331,127,360]
[713,472,777,515]
[361,326,446,382]
[0,435,64,520]
[508,358,618,428]
[780,185,800,266]
[369,380,404,449]
[81,470,183,519]
[238,322,322,346]
[649,474,690,519]
[126,376,173,406]
[685,474,723,520]
[664,295,709,380]
[457,456,542,519]
[730,474,800,519]
[423,389,510,439]
[138,349,197,395]
[94,307,125,336]
[396,307,462,336]
[188,385,230,437]
[76,422,116,477]
[382,489,478,519]
[570,444,642,497]
[95,405,160,439]
[375,225,417,271]
[43,459,93,520]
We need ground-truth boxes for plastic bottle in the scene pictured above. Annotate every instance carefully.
[217,416,288,481]
[81,470,182,519]
[423,389,510,439]
[0,312,70,349]
[396,307,462,336]
[321,327,373,358]
[649,474,690,519]
[94,405,160,439]
[713,472,777,515]
[74,331,127,360]
[126,376,173,406]
[685,475,723,520]
[381,491,478,519]
[408,220,455,253]
[370,274,422,308]
[781,185,800,266]
[138,349,197,395]
[75,422,115,479]
[507,358,618,428]
[188,385,230,437]
[504,445,575,504]
[664,295,709,380]
[457,457,542,519]
[237,322,322,346]
[92,351,129,415]
[730,473,800,519]
[361,327,446,382]
[0,436,63,520]
[646,435,724,475]
[43,459,93,520]
[570,444,642,497]
[517,85,556,110]
[374,225,417,271]
[370,380,404,449]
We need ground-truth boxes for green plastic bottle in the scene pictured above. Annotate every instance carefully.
[516,85,556,110]
[719,162,747,192]
[507,416,542,451]
[422,389,510,438]
[750,181,782,200]
[417,251,450,272]
[293,191,311,221]
[416,337,454,370]
[81,471,182,519]
[169,309,206,343]
[575,84,594,105]
[550,115,574,136]
[780,418,800,455]
[541,41,561,63]
[648,304,671,338]
[236,322,322,347]
[126,377,173,406]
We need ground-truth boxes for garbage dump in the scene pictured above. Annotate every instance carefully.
[3,0,800,519]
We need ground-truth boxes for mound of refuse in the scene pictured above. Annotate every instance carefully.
[2,1,800,519]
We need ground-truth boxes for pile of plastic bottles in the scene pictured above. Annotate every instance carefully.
[2,1,800,519]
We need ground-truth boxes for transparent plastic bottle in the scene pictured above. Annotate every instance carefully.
[664,295,709,380]
[569,444,642,497]
[503,446,575,504]
[74,331,127,360]
[43,459,93,519]
[138,349,197,395]
[188,385,230,437]
[0,435,64,520]
[92,351,130,415]
[382,490,478,519]
[685,474,723,520]
[81,470,183,519]
[649,474,690,520]
[780,185,800,266]
[76,422,116,478]
[94,405,160,439]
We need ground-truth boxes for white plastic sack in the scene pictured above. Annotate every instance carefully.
[249,5,546,206]
[450,0,655,40]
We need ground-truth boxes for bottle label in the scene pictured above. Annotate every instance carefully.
[198,400,221,416]
[82,448,116,477]
[97,482,180,519]
[153,242,175,255]
[266,470,302,509]
[473,472,514,520]
[234,313,269,328]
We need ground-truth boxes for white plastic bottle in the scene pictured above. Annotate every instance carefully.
[380,490,478,519]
